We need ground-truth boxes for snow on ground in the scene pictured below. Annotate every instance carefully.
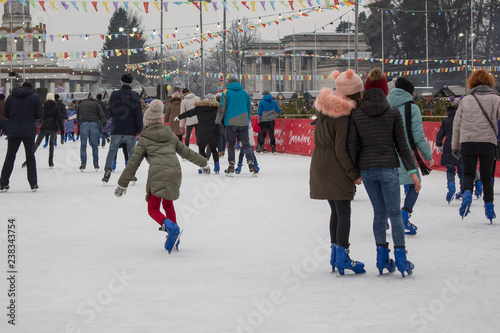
[0,138,499,333]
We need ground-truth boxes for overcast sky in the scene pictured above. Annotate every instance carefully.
[15,2,359,69]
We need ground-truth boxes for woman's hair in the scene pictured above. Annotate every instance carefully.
[467,69,495,89]
[172,92,181,99]
[346,92,362,107]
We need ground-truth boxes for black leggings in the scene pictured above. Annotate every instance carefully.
[185,125,196,147]
[327,200,351,248]
[199,142,219,163]
[461,142,495,203]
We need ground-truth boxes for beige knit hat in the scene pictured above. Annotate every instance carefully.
[332,69,363,96]
[143,99,164,127]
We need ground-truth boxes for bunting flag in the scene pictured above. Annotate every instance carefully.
[38,1,46,11]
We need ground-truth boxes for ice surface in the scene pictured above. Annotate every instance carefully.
[0,139,499,333]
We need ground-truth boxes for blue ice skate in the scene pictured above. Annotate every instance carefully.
[485,202,496,224]
[214,162,220,174]
[459,190,472,219]
[474,181,483,199]
[446,181,456,204]
[376,243,395,275]
[330,243,337,273]
[235,163,242,174]
[162,219,181,254]
[394,247,414,278]
[254,162,260,172]
[335,246,365,276]
[402,209,417,235]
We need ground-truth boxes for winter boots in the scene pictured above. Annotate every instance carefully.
[485,202,496,224]
[335,246,365,276]
[330,243,337,273]
[394,247,414,278]
[446,181,456,204]
[459,190,472,219]
[474,181,483,199]
[402,208,417,235]
[376,243,396,275]
[162,219,181,254]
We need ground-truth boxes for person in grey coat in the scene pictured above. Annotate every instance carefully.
[452,69,500,222]
[77,97,107,171]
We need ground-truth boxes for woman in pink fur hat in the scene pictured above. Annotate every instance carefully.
[309,69,365,276]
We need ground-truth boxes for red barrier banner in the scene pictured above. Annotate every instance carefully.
[189,118,499,177]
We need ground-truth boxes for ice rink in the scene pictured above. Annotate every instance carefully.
[0,138,499,333]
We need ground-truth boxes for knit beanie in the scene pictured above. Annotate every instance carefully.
[332,69,363,96]
[143,99,164,127]
[365,68,389,96]
[395,77,415,95]
[120,73,133,86]
[46,93,55,101]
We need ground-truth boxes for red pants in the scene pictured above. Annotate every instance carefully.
[147,193,176,226]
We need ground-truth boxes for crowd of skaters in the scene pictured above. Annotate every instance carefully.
[1,69,499,265]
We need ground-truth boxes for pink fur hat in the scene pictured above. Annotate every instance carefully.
[332,69,364,96]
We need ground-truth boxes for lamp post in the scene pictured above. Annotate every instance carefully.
[119,27,137,73]
[459,32,475,94]
[188,0,211,98]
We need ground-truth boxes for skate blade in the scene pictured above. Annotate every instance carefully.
[172,230,183,254]
[166,230,182,254]
[225,173,234,178]
[252,173,258,177]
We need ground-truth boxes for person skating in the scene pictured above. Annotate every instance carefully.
[436,96,464,203]
[452,69,500,223]
[256,91,281,153]
[164,92,183,141]
[21,93,63,169]
[348,81,421,278]
[77,97,107,171]
[176,94,220,174]
[235,124,259,175]
[114,100,208,253]
[311,69,364,275]
[102,74,143,183]
[387,77,435,235]
[0,82,43,192]
[179,88,200,148]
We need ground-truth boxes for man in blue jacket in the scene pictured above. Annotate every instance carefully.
[216,77,256,176]
[257,91,281,153]
[0,82,44,191]
[102,74,143,183]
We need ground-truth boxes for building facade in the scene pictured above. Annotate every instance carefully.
[0,3,99,95]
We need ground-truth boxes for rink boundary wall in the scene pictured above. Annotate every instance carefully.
[189,117,500,177]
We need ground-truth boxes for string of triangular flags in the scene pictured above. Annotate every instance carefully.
[133,65,500,81]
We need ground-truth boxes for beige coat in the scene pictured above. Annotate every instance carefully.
[179,92,200,127]
[452,85,500,151]
[164,97,182,135]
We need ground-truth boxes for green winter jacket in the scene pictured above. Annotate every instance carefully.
[387,88,433,185]
[118,124,208,201]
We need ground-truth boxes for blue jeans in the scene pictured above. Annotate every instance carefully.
[105,135,137,171]
[402,184,419,213]
[80,122,99,167]
[219,133,226,153]
[361,168,406,248]
[446,164,464,186]
[225,126,253,165]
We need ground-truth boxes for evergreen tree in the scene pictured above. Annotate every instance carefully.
[100,8,147,87]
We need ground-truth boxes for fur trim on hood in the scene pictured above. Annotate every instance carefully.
[313,87,356,118]
[169,96,182,104]
[195,99,220,108]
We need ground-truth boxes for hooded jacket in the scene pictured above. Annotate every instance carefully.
[40,100,64,132]
[310,88,360,200]
[388,87,433,184]
[179,92,200,127]
[436,105,461,166]
[178,98,219,146]
[65,109,76,133]
[452,85,500,151]
[164,96,182,135]
[3,86,44,137]
[219,82,251,127]
[348,88,416,173]
[257,94,281,123]
[118,124,207,201]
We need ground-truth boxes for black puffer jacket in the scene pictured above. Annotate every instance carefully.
[348,88,416,172]
[40,100,64,132]
[178,98,219,146]
[3,86,43,137]
[436,106,461,166]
